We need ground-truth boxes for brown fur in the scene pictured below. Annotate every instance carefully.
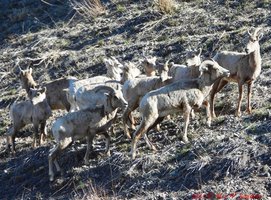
[210,28,263,117]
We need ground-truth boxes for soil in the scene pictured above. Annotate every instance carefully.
[0,0,271,199]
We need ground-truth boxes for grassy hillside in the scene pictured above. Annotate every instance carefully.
[0,0,271,199]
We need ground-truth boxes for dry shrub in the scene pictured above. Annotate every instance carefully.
[157,0,176,14]
[70,0,106,19]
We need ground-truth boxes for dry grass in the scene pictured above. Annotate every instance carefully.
[70,0,106,19]
[156,0,176,14]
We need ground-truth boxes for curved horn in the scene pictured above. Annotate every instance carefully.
[247,30,252,37]
[93,85,115,94]
[18,66,23,72]
[165,59,171,68]
[199,59,215,71]
[253,27,262,37]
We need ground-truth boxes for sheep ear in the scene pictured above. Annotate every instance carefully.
[18,66,23,73]
[41,87,47,93]
[160,73,168,82]
[257,33,263,41]
[28,88,35,97]
[199,65,208,72]
[197,48,202,56]
[151,57,157,63]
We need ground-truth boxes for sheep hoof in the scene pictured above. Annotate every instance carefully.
[130,150,136,160]
[49,175,54,182]
[124,130,131,139]
[154,125,161,132]
[182,137,189,144]
[150,145,157,151]
[211,112,217,118]
[235,111,241,117]
[246,108,252,114]
[106,151,111,157]
[84,159,90,165]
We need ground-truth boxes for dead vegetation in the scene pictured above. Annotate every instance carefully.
[156,0,176,14]
[70,0,106,19]
[0,0,270,199]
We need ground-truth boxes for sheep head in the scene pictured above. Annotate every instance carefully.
[185,48,202,67]
[28,87,47,105]
[121,61,141,83]
[199,60,230,86]
[94,85,128,114]
[18,67,37,92]
[104,57,123,81]
[159,60,171,82]
[246,27,263,54]
[142,56,157,76]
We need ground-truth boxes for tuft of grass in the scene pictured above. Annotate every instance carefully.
[156,0,176,14]
[116,4,125,13]
[70,0,106,20]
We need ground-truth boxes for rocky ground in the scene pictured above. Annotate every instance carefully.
[0,0,271,199]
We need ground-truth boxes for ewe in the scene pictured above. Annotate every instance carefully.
[210,28,263,117]
[48,85,127,181]
[6,87,52,154]
[130,60,230,159]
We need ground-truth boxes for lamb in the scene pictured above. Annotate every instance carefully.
[142,56,157,76]
[67,57,123,111]
[169,48,202,81]
[6,87,52,154]
[19,67,77,111]
[210,27,263,117]
[122,61,171,138]
[130,60,230,159]
[48,85,128,181]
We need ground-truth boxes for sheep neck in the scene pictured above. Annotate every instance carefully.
[104,98,118,121]
[249,47,261,71]
[197,77,215,98]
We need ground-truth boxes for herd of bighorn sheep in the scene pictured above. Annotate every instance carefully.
[5,28,264,181]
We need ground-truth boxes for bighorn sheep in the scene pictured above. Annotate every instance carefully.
[67,57,123,111]
[75,81,122,110]
[210,28,263,117]
[19,67,77,111]
[120,62,142,84]
[122,61,171,138]
[48,85,128,181]
[142,56,157,76]
[130,60,230,159]
[6,87,52,154]
[169,48,202,81]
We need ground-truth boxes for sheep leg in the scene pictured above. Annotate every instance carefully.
[84,134,94,165]
[181,105,192,143]
[48,138,72,181]
[202,100,211,127]
[102,132,111,156]
[144,117,165,151]
[236,82,244,117]
[210,79,228,118]
[54,160,62,175]
[246,82,253,114]
[131,117,156,159]
[123,99,138,139]
[48,144,59,182]
[40,122,47,144]
[32,123,39,148]
[6,126,17,154]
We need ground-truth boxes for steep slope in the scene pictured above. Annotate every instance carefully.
[0,0,270,199]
